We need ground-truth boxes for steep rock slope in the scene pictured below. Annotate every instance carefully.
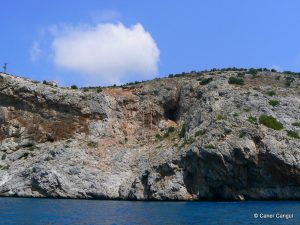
[0,70,299,200]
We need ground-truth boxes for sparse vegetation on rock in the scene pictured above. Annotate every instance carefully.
[195,129,205,137]
[292,122,300,127]
[285,77,294,87]
[269,100,280,107]
[199,77,213,85]
[259,114,283,130]
[266,90,276,96]
[247,116,257,124]
[179,124,186,138]
[87,141,98,148]
[204,144,216,149]
[217,115,225,120]
[228,76,244,85]
[287,130,300,139]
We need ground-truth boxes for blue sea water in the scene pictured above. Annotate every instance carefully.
[0,198,299,225]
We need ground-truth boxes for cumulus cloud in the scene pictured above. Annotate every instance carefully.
[51,23,160,85]
[30,41,41,62]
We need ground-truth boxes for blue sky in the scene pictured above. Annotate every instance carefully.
[1,0,300,86]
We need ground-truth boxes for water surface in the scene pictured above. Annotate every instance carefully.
[0,198,299,225]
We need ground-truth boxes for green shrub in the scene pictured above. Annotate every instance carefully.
[204,144,216,149]
[179,138,196,149]
[179,124,186,138]
[285,77,294,87]
[163,132,170,138]
[259,114,283,130]
[283,71,300,77]
[155,134,163,140]
[87,141,98,148]
[266,90,276,96]
[163,127,175,138]
[228,77,244,85]
[179,141,187,149]
[292,122,300,127]
[287,130,300,139]
[248,68,258,76]
[269,100,280,107]
[1,154,6,160]
[71,85,78,89]
[237,72,245,77]
[187,138,195,144]
[195,129,205,137]
[239,130,247,138]
[167,127,176,133]
[217,115,225,120]
[247,116,257,124]
[285,81,292,87]
[200,77,213,85]
[0,165,9,170]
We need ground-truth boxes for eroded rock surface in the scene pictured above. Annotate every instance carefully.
[0,70,299,200]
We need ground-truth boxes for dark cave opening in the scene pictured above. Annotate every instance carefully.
[165,107,178,121]
[184,171,194,194]
[164,100,179,121]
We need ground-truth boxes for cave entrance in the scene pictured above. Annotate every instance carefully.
[164,100,179,121]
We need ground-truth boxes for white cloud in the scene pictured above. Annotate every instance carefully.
[30,41,41,62]
[51,23,160,85]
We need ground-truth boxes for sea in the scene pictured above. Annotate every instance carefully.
[0,198,299,225]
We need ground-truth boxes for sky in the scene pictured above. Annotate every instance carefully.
[1,0,300,86]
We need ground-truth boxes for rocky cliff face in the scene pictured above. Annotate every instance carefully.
[0,70,299,200]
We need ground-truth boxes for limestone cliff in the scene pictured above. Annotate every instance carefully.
[0,69,299,200]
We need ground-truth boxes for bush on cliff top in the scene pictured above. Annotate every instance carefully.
[199,77,213,85]
[228,77,244,85]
